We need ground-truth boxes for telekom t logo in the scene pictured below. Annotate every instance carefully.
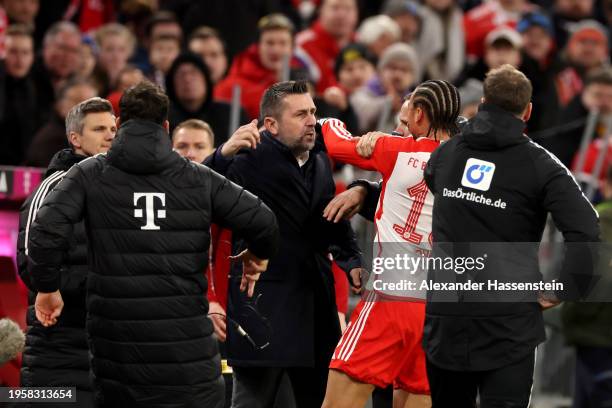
[133,193,166,230]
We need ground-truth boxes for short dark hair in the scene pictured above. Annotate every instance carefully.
[260,80,309,119]
[65,97,114,137]
[411,79,461,139]
[55,77,96,101]
[119,81,169,124]
[585,67,612,87]
[145,11,179,38]
[483,64,532,116]
[189,26,222,43]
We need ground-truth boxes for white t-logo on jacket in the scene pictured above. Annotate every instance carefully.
[134,193,166,230]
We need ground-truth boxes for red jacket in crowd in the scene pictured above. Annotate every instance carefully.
[573,136,612,182]
[463,1,519,59]
[296,20,342,94]
[214,44,301,120]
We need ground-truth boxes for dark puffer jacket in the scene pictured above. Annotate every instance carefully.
[27,120,279,408]
[17,149,93,403]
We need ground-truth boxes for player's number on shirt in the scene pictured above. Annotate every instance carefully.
[393,179,429,244]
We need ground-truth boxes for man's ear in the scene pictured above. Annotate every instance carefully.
[416,106,425,124]
[163,120,170,133]
[522,102,532,122]
[264,117,278,135]
[68,131,81,149]
[115,117,121,128]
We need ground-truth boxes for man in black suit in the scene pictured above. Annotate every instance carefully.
[205,80,362,408]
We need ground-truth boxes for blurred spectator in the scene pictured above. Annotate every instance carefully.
[172,119,216,163]
[32,21,81,101]
[92,23,136,96]
[552,0,597,49]
[34,0,114,44]
[383,0,423,44]
[519,11,556,66]
[516,11,560,132]
[3,0,38,32]
[166,53,247,146]
[334,43,376,94]
[416,0,465,82]
[279,0,321,31]
[77,35,97,79]
[562,165,612,408]
[312,43,376,133]
[118,0,156,74]
[146,10,182,43]
[25,79,97,167]
[554,20,609,108]
[107,65,145,115]
[458,78,484,118]
[169,0,279,60]
[539,67,612,167]
[215,14,299,120]
[351,43,420,132]
[0,25,39,165]
[456,27,523,85]
[602,0,612,34]
[148,34,181,89]
[355,14,400,58]
[296,0,358,93]
[463,0,533,59]
[0,8,7,58]
[570,68,612,181]
[188,27,228,84]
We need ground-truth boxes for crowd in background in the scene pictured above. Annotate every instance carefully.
[0,0,610,192]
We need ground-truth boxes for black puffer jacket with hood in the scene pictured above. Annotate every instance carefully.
[27,119,279,407]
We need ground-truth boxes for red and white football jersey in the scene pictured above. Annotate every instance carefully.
[320,118,439,249]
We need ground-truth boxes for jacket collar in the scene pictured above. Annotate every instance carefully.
[107,119,178,174]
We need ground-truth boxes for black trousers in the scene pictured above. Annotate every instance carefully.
[426,351,536,408]
[230,365,328,408]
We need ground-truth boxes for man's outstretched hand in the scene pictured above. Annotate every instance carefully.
[323,185,368,223]
[230,249,269,297]
[221,119,261,157]
[35,290,64,327]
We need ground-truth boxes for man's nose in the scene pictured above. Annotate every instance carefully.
[306,113,316,126]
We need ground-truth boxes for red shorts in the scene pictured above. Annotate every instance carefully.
[329,291,429,394]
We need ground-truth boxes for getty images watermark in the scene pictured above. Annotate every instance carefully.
[370,253,563,293]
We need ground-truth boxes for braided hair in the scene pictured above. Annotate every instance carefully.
[410,79,461,140]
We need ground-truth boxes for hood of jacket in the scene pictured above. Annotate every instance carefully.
[462,103,529,150]
[165,52,214,114]
[46,149,88,177]
[106,119,177,174]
